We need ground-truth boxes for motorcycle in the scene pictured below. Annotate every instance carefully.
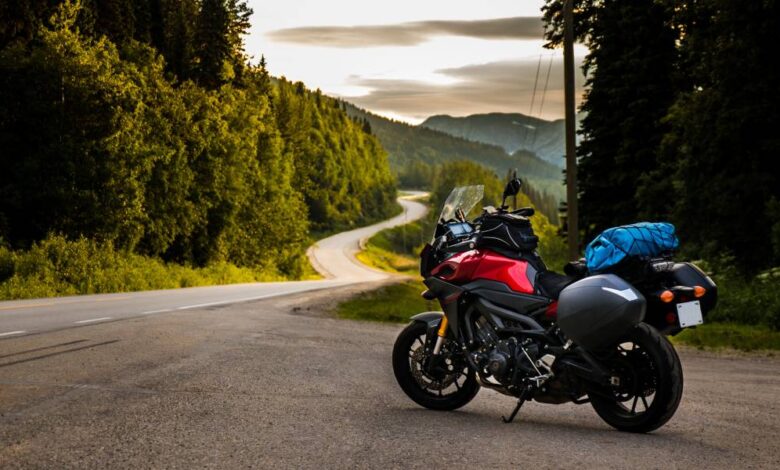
[392,178,717,433]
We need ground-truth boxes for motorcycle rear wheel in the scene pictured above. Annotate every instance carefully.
[392,321,480,411]
[589,323,683,433]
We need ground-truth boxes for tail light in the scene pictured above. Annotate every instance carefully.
[660,290,675,303]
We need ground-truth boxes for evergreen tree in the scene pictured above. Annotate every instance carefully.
[661,0,780,271]
[193,0,250,89]
[543,0,678,241]
[0,1,398,276]
[162,0,199,80]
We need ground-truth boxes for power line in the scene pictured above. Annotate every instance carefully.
[522,54,543,146]
[530,53,555,149]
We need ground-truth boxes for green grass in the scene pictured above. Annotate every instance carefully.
[355,244,419,275]
[343,200,780,353]
[672,323,780,352]
[336,281,437,323]
[354,213,428,276]
[337,281,780,352]
[0,235,319,300]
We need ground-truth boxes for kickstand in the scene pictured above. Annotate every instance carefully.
[501,397,526,424]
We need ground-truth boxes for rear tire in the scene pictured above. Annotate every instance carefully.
[392,321,479,411]
[589,323,683,433]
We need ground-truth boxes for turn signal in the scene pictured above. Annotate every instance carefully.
[694,286,706,298]
[660,290,675,303]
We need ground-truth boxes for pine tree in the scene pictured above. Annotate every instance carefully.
[193,0,250,89]
[661,0,780,271]
[543,0,677,241]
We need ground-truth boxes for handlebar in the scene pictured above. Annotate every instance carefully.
[513,207,534,217]
[481,206,535,217]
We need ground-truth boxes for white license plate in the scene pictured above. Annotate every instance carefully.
[677,300,704,328]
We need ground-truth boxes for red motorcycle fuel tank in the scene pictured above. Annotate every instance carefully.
[431,249,535,294]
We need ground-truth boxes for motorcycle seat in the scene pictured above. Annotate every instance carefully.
[536,270,576,300]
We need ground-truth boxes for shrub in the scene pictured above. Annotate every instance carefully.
[0,235,285,300]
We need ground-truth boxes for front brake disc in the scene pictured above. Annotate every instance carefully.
[410,347,458,391]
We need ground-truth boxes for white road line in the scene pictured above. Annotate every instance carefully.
[141,309,171,315]
[174,290,304,311]
[0,330,26,337]
[74,317,112,324]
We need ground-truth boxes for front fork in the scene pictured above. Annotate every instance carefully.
[432,315,448,355]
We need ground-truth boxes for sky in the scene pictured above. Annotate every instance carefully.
[245,0,587,124]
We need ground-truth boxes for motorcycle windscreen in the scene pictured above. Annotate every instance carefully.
[556,274,646,350]
[438,185,483,222]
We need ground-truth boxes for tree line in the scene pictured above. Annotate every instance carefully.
[543,0,780,273]
[342,102,564,222]
[0,1,397,277]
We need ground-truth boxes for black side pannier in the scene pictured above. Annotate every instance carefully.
[477,212,538,252]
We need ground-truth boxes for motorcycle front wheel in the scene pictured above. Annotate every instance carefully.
[392,321,480,411]
[589,323,684,433]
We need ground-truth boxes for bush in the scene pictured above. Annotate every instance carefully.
[696,258,780,331]
[0,235,286,300]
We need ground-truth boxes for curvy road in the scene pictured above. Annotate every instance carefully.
[1,194,779,468]
[0,193,428,339]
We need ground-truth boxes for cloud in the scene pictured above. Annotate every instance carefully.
[267,17,543,48]
[343,56,586,122]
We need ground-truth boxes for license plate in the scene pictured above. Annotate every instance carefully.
[677,300,704,328]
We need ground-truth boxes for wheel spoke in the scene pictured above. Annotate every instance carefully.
[631,396,639,414]
[415,337,424,347]
[641,395,649,411]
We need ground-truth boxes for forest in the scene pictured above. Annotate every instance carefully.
[539,0,780,338]
[543,0,780,276]
[0,0,397,294]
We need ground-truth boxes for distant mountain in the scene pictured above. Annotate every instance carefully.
[342,103,564,220]
[420,113,567,167]
[343,103,562,188]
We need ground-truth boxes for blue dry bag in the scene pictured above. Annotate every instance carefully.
[585,222,679,273]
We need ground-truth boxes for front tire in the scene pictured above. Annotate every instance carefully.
[392,321,479,411]
[589,323,683,433]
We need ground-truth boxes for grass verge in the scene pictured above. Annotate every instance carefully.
[0,235,319,300]
[337,282,780,352]
[354,216,428,276]
[672,323,780,352]
[336,281,436,323]
[355,244,419,275]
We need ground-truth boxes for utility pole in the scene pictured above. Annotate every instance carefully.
[563,0,579,261]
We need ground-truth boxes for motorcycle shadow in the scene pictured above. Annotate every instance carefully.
[389,404,705,447]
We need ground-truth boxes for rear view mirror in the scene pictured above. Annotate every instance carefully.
[501,176,522,208]
[503,178,522,199]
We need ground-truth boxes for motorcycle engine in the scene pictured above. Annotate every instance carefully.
[473,317,543,388]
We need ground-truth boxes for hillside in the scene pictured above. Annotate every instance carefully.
[420,113,566,167]
[343,103,563,192]
[0,1,397,278]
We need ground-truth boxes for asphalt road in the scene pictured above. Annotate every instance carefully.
[1,193,779,468]
[0,194,428,338]
[0,285,778,468]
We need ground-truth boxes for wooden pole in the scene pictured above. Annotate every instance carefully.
[563,0,579,261]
